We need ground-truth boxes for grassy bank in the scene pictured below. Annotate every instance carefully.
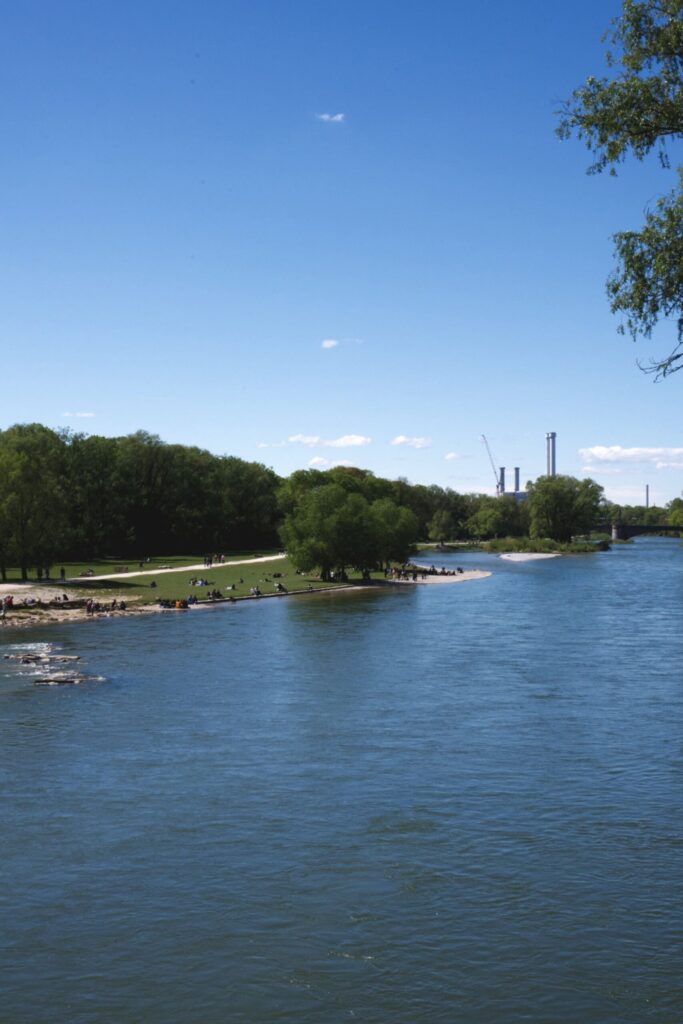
[483,537,606,554]
[0,551,282,586]
[1,555,385,614]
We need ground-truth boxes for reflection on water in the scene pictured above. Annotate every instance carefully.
[1,537,682,1023]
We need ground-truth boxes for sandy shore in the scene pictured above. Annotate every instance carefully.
[0,602,160,630]
[393,570,491,584]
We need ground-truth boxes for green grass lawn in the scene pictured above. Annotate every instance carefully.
[96,556,345,603]
[0,551,282,586]
[2,555,367,604]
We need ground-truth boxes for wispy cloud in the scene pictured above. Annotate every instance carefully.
[289,433,371,448]
[63,411,95,418]
[390,435,432,450]
[444,452,461,461]
[580,465,623,476]
[256,441,287,449]
[321,339,338,350]
[316,113,345,123]
[309,456,353,469]
[579,445,683,471]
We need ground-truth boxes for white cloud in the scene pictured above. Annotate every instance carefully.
[444,452,461,461]
[256,440,287,449]
[321,339,338,349]
[288,434,320,446]
[580,465,623,476]
[579,445,683,465]
[63,411,95,418]
[309,456,353,469]
[326,434,371,448]
[390,435,432,449]
[316,113,345,123]
[289,433,371,448]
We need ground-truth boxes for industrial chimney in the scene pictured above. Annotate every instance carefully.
[546,432,556,476]
[499,466,506,494]
[514,467,520,492]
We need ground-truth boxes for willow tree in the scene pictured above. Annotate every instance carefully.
[557,0,683,378]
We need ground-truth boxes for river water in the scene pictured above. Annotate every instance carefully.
[1,538,682,1023]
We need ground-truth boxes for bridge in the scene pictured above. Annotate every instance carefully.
[610,523,682,541]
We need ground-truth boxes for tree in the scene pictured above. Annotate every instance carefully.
[557,0,683,378]
[280,484,372,578]
[428,509,455,546]
[279,485,417,578]
[371,498,418,567]
[667,495,683,524]
[65,433,123,557]
[527,475,604,542]
[0,424,68,578]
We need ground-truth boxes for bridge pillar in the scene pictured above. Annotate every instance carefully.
[612,523,625,541]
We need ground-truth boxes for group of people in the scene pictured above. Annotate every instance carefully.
[85,598,127,615]
[422,564,466,576]
[158,592,239,609]
[386,567,426,581]
[202,554,227,567]
[384,563,467,582]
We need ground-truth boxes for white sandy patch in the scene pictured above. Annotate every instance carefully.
[416,570,491,583]
[499,552,560,562]
[406,568,491,583]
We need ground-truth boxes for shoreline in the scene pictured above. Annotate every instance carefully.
[0,570,491,632]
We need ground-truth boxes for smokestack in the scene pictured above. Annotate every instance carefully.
[514,467,520,492]
[646,484,650,509]
[546,432,556,476]
[499,466,505,494]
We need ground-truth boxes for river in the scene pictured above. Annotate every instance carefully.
[1,537,682,1023]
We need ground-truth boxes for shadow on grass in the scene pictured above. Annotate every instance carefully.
[59,579,142,593]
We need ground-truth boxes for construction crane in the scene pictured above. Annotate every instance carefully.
[481,434,502,496]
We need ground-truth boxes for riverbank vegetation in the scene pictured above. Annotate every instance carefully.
[1,423,682,583]
[483,537,605,554]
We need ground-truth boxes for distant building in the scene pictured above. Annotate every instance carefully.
[500,466,527,502]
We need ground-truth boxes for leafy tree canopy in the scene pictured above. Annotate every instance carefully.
[557,0,683,377]
[527,475,604,542]
[279,484,418,577]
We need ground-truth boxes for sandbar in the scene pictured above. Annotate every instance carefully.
[405,569,491,583]
[499,552,560,561]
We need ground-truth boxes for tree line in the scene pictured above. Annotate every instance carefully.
[1,423,680,580]
[0,424,280,579]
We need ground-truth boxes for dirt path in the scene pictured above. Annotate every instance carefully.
[67,553,287,582]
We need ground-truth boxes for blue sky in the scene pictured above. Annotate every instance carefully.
[2,0,682,504]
